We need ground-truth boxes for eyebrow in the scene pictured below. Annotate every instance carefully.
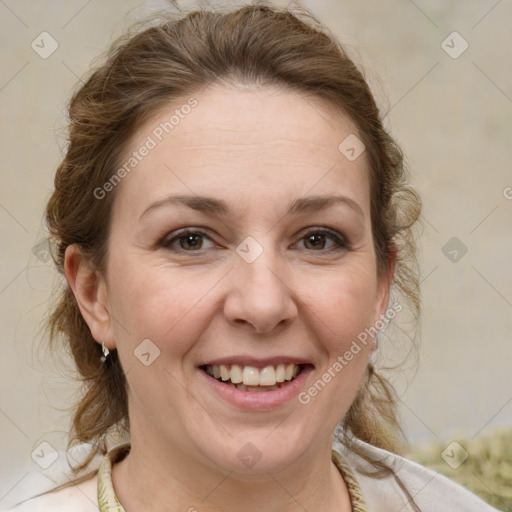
[139,194,364,220]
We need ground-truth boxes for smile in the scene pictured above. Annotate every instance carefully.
[201,363,303,391]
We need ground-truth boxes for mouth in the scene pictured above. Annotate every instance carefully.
[199,363,307,392]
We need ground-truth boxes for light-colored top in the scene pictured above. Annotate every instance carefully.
[3,438,502,511]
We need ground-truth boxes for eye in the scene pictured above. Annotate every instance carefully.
[158,227,348,253]
[294,229,348,252]
[160,229,216,251]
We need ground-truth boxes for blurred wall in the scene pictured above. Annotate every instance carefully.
[1,0,511,507]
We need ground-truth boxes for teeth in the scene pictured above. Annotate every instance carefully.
[285,364,294,380]
[242,366,260,386]
[220,365,230,381]
[205,363,301,387]
[276,364,285,383]
[230,364,243,384]
[259,366,276,386]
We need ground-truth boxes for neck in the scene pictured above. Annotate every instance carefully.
[111,435,352,512]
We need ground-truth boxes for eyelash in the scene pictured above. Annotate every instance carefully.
[159,228,349,254]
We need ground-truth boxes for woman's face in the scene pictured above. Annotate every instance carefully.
[94,84,391,473]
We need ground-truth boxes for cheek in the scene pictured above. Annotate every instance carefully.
[306,262,379,355]
[107,259,220,357]
[297,266,377,418]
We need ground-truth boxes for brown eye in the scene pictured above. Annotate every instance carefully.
[160,229,215,252]
[304,233,327,250]
[178,233,203,250]
[296,229,347,252]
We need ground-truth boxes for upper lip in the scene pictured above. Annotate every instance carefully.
[200,356,313,368]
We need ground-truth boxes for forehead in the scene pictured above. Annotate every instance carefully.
[111,84,370,222]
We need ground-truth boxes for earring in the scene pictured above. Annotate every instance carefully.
[100,341,110,362]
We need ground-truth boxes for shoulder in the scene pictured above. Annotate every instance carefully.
[1,443,105,512]
[333,438,502,512]
[3,474,98,512]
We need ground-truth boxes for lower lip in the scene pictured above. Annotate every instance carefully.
[199,366,313,411]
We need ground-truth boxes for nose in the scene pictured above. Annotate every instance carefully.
[223,244,298,334]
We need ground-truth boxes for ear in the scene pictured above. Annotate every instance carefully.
[64,244,116,350]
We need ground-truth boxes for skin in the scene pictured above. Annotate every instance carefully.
[65,83,393,512]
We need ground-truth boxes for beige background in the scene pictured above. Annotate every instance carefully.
[1,0,511,507]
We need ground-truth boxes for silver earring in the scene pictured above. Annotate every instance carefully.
[101,341,110,362]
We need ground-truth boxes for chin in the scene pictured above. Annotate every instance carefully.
[196,423,318,476]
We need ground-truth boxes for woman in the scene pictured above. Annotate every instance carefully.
[6,3,501,511]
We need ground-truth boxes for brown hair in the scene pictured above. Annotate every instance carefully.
[45,1,421,484]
